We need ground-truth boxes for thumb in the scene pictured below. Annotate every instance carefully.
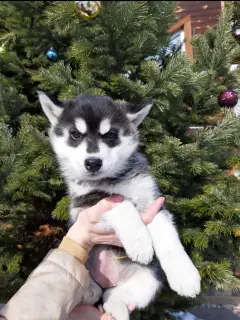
[141,197,165,224]
[91,195,124,217]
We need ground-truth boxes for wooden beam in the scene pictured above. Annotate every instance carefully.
[168,15,193,60]
[168,15,190,33]
[184,18,193,60]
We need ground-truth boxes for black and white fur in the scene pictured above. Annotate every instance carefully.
[38,92,201,320]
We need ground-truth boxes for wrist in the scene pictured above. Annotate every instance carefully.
[66,226,93,252]
[59,236,89,264]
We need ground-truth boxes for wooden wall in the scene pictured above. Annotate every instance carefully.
[176,1,223,34]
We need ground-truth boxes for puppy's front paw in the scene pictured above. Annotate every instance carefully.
[124,229,154,265]
[82,278,102,305]
[111,200,154,265]
[164,252,201,298]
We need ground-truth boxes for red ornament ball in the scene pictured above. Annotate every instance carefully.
[218,89,238,108]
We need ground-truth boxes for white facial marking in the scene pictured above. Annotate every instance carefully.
[49,126,138,182]
[100,119,111,135]
[75,118,87,134]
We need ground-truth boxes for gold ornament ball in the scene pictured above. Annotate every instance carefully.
[235,229,240,237]
[75,1,103,20]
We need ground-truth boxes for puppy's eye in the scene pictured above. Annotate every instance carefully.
[102,131,118,140]
[70,130,82,139]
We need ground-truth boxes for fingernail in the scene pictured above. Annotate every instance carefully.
[128,303,136,313]
[102,313,113,320]
[109,195,124,202]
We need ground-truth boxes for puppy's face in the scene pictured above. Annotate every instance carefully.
[38,93,152,181]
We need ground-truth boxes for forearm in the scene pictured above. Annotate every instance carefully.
[0,237,90,320]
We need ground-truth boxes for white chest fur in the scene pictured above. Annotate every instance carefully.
[68,174,158,213]
[105,175,157,212]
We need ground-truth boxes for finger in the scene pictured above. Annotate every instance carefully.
[90,195,124,218]
[69,305,108,320]
[111,240,123,247]
[101,313,113,320]
[141,197,165,225]
[93,234,123,247]
[92,222,114,235]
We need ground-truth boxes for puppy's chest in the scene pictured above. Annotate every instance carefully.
[69,175,159,288]
[70,174,158,213]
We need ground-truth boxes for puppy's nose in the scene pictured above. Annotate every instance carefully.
[84,158,102,173]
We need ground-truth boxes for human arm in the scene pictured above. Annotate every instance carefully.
[0,196,164,320]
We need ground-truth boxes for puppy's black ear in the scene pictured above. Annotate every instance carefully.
[37,91,63,125]
[126,101,153,127]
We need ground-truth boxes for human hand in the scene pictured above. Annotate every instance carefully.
[67,197,164,319]
[67,195,165,252]
[68,303,136,320]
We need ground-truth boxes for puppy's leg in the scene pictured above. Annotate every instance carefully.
[147,210,201,298]
[103,266,161,320]
[102,200,154,265]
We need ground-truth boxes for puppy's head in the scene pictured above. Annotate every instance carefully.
[38,92,152,181]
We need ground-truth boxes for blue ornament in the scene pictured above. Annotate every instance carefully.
[46,48,58,61]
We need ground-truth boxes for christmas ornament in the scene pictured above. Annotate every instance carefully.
[46,48,58,61]
[232,23,240,40]
[218,89,238,108]
[235,230,240,237]
[75,1,102,20]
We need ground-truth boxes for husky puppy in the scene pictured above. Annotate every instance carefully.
[38,92,201,320]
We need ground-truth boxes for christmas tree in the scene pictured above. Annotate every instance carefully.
[0,1,240,319]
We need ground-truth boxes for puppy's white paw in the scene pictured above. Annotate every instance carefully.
[164,252,201,298]
[108,200,154,265]
[123,229,154,265]
[103,300,129,320]
[82,278,102,305]
[103,288,129,320]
